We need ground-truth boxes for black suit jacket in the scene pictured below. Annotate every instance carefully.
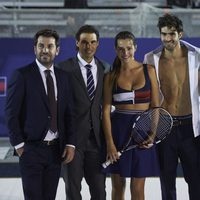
[5,61,76,154]
[58,57,109,149]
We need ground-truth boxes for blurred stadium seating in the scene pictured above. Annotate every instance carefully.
[0,1,199,38]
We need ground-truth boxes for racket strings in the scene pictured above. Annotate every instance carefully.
[156,114,172,139]
[132,109,173,144]
[133,115,152,144]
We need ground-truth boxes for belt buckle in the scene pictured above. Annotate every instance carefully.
[173,119,181,126]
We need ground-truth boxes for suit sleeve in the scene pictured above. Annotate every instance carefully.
[63,73,76,146]
[5,70,25,146]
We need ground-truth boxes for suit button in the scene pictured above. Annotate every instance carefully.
[48,116,51,119]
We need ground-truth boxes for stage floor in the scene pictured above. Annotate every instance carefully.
[0,177,189,200]
[0,138,189,199]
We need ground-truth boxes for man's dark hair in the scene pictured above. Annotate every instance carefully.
[75,25,99,41]
[157,13,183,33]
[34,29,60,47]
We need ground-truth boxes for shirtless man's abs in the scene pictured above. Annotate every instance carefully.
[159,45,191,116]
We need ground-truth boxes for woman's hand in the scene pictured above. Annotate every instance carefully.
[106,142,120,164]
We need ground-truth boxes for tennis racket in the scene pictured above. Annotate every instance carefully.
[102,107,173,168]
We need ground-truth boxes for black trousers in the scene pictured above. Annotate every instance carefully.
[158,119,200,200]
[62,136,106,200]
[19,143,61,200]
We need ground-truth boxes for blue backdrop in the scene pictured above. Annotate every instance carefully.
[0,37,199,137]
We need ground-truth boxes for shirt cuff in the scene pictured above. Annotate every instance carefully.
[15,142,25,149]
[66,144,75,148]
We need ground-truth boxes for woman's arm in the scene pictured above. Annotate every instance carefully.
[102,73,119,163]
[147,64,160,108]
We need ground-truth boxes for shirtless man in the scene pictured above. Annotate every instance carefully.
[144,14,200,200]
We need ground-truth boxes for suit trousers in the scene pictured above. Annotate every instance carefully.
[158,121,200,200]
[19,142,61,200]
[63,135,106,200]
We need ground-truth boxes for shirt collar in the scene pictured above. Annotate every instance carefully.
[180,40,196,52]
[36,59,55,74]
[77,52,95,67]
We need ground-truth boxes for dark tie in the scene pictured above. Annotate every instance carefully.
[45,70,57,133]
[85,64,95,101]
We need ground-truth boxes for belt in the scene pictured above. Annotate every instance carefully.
[27,139,59,146]
[173,117,192,127]
[42,139,59,146]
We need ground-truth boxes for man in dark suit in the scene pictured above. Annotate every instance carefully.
[58,25,109,200]
[5,29,76,200]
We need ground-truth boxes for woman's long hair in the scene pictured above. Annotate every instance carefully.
[110,31,136,90]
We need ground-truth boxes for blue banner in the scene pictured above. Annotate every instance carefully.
[0,37,199,137]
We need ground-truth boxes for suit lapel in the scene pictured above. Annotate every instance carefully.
[93,59,104,102]
[72,58,89,96]
[31,62,49,110]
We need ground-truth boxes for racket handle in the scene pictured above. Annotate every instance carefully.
[102,152,121,168]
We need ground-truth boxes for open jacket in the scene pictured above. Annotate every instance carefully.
[144,40,200,137]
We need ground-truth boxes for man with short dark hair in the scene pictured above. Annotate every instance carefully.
[144,14,200,200]
[5,29,76,200]
[58,25,109,200]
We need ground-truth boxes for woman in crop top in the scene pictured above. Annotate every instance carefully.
[102,31,160,200]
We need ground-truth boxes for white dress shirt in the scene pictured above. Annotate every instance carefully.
[36,59,59,141]
[77,52,98,88]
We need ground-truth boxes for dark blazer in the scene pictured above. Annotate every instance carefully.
[5,61,75,153]
[58,57,109,149]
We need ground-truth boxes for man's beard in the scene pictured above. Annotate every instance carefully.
[163,41,178,51]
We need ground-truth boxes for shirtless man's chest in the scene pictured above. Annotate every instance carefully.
[159,55,192,116]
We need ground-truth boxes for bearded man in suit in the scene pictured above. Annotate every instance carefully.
[5,29,76,200]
